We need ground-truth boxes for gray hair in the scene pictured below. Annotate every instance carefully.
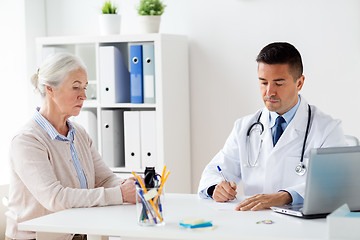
[31,52,87,97]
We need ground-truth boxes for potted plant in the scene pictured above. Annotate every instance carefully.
[138,0,166,33]
[99,1,121,35]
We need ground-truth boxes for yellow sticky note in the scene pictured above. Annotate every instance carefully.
[181,218,204,225]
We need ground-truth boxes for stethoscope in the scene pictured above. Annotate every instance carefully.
[246,104,311,176]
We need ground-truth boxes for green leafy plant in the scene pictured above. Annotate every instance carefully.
[102,1,117,14]
[138,0,166,16]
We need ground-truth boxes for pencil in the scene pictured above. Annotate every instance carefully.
[153,171,170,203]
[161,165,167,183]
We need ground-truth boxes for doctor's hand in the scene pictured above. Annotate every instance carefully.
[235,191,292,211]
[120,178,138,204]
[213,181,237,202]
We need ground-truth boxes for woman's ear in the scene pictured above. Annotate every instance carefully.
[45,86,54,97]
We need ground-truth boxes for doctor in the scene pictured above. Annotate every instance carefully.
[198,42,347,211]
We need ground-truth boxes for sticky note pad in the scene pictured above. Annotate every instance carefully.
[180,222,213,229]
[181,218,204,225]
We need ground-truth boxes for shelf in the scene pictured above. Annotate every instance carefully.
[111,167,143,173]
[82,102,156,109]
[100,103,156,109]
[36,34,187,46]
[37,34,191,193]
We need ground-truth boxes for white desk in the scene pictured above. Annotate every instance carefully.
[19,194,327,240]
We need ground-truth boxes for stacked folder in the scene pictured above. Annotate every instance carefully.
[101,110,125,168]
[124,111,157,170]
[130,44,156,104]
[75,109,156,169]
[99,44,156,104]
[99,46,130,104]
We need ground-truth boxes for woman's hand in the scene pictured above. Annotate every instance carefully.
[120,178,138,204]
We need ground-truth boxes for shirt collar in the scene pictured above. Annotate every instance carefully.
[34,107,76,141]
[269,95,301,128]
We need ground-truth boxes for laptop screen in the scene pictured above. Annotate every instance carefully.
[302,146,360,215]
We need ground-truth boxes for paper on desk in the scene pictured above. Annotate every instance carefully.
[327,204,360,240]
[205,197,244,211]
[346,212,360,218]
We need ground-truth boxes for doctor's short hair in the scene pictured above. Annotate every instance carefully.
[31,52,87,98]
[256,42,303,81]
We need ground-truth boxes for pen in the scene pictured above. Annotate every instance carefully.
[217,165,228,182]
[217,165,237,200]
[135,181,157,224]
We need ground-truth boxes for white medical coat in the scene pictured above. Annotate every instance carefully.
[198,96,347,199]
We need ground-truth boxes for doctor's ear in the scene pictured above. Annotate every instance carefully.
[296,75,305,91]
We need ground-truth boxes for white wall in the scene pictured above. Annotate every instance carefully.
[0,0,27,184]
[42,0,360,193]
[0,0,46,184]
[25,0,47,110]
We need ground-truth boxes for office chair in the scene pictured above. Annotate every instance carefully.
[345,135,360,146]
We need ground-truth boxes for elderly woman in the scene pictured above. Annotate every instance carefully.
[5,53,137,240]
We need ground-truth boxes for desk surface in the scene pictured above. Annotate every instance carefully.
[19,194,327,240]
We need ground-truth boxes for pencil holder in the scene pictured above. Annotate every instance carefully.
[136,186,165,226]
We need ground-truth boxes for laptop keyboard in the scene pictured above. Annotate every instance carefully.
[288,205,303,211]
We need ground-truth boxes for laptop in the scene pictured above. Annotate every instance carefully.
[271,146,360,218]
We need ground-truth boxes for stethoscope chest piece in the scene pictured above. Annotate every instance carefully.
[295,163,306,176]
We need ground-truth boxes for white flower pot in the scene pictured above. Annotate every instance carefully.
[99,14,121,35]
[139,15,161,33]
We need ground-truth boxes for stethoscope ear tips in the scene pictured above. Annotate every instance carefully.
[295,163,306,176]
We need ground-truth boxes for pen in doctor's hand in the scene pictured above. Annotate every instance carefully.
[217,165,237,200]
[217,166,228,181]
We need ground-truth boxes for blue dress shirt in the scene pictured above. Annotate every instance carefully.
[269,95,303,205]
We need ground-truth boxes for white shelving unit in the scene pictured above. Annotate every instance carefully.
[36,34,191,193]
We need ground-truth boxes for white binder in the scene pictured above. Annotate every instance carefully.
[99,46,130,104]
[123,111,141,170]
[142,44,155,103]
[72,109,98,149]
[101,110,124,168]
[140,111,157,168]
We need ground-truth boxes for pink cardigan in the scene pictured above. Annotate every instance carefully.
[6,119,124,239]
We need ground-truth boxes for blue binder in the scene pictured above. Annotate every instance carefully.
[130,45,143,103]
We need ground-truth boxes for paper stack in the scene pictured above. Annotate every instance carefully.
[327,204,360,239]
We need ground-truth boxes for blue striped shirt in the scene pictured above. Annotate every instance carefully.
[34,108,88,189]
